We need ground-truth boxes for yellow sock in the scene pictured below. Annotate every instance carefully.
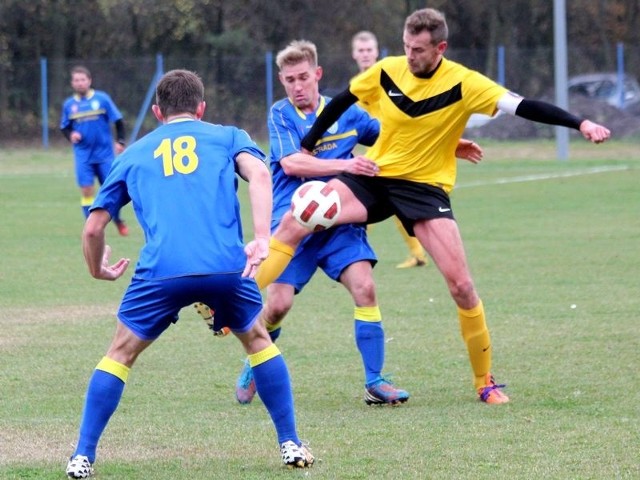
[95,356,130,383]
[458,300,491,389]
[266,319,283,332]
[81,195,95,207]
[248,344,281,367]
[255,238,295,289]
[393,216,425,260]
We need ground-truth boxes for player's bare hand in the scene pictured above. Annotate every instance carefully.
[580,120,611,144]
[70,131,82,144]
[97,245,130,281]
[456,138,483,163]
[345,155,380,176]
[114,142,126,155]
[242,236,270,278]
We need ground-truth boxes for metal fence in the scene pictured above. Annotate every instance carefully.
[2,43,640,148]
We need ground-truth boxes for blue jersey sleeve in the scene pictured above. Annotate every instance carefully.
[60,99,72,130]
[91,155,131,218]
[102,93,123,123]
[231,127,266,163]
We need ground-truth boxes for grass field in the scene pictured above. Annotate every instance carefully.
[1,142,639,479]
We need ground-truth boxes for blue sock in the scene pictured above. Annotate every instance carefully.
[73,369,125,463]
[252,354,299,445]
[354,320,385,386]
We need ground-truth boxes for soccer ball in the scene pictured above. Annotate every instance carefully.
[290,180,341,232]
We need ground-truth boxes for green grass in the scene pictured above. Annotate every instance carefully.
[1,143,639,479]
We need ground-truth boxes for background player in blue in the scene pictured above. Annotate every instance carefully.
[60,66,129,236]
[233,39,410,407]
[65,69,313,479]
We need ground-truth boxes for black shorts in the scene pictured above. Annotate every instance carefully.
[335,172,455,236]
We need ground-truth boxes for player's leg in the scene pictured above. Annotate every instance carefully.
[235,283,294,404]
[77,165,95,220]
[255,178,368,290]
[74,157,96,219]
[414,218,508,404]
[234,314,313,468]
[66,321,153,478]
[79,185,95,219]
[394,216,429,269]
[340,261,409,405]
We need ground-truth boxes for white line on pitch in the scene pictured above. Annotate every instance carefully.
[456,165,630,189]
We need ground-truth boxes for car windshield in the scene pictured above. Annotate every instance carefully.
[569,80,616,99]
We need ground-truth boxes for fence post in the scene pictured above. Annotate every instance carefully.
[265,51,273,121]
[617,42,625,109]
[41,57,49,149]
[553,0,569,161]
[497,45,505,86]
[129,54,164,144]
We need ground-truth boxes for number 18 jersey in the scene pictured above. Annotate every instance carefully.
[92,118,266,280]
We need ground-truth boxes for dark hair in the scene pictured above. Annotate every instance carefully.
[155,69,205,117]
[70,66,91,78]
[404,8,448,44]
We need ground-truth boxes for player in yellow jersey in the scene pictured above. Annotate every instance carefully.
[253,8,611,405]
[352,30,428,268]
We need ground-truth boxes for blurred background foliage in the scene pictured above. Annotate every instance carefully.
[1,0,639,143]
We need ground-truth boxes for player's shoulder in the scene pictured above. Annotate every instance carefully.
[440,57,485,81]
[91,89,112,97]
[378,55,406,70]
[62,95,75,107]
[270,97,294,114]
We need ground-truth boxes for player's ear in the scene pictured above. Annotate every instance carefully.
[316,66,323,81]
[152,104,164,122]
[196,101,206,119]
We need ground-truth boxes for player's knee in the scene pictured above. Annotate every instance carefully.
[264,298,292,322]
[449,278,476,303]
[348,277,377,305]
[280,211,312,242]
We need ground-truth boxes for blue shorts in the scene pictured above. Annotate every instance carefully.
[118,273,262,340]
[75,159,113,188]
[276,223,377,293]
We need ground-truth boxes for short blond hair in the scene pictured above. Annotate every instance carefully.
[275,40,318,70]
[351,31,378,50]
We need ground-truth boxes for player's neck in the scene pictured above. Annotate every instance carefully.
[166,114,197,123]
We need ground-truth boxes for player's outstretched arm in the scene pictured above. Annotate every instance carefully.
[579,119,611,144]
[456,138,483,164]
[497,94,611,144]
[82,210,130,280]
[281,152,379,177]
[236,152,272,278]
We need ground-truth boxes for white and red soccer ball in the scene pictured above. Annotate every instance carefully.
[290,180,341,232]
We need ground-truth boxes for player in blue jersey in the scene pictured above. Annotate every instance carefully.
[60,66,129,236]
[65,69,313,479]
[230,40,409,407]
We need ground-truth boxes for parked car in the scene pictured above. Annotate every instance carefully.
[568,72,640,110]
